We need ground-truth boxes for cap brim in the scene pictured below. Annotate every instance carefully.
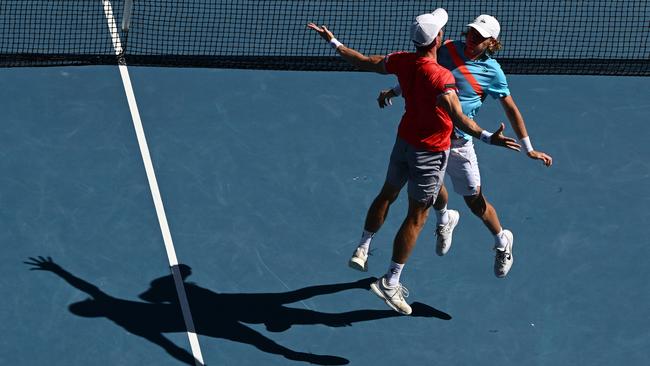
[467,23,492,38]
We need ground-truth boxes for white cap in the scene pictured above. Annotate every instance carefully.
[467,14,500,39]
[410,8,448,47]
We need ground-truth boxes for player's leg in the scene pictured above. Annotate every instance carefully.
[370,198,428,315]
[464,187,501,235]
[363,182,401,233]
[464,190,514,277]
[350,138,407,272]
[370,146,447,315]
[433,138,479,256]
[454,138,514,278]
[445,138,504,236]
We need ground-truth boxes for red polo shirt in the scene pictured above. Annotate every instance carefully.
[385,52,457,152]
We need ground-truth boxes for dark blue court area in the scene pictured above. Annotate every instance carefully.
[1,67,649,365]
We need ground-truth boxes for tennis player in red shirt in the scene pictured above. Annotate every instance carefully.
[308,8,520,315]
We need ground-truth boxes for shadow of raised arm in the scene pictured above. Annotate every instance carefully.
[276,277,376,305]
[24,256,107,300]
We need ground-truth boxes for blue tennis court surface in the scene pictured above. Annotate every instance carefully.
[1,66,649,365]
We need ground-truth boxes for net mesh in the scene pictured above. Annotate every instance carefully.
[1,0,648,75]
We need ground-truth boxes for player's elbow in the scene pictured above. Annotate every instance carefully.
[351,55,385,73]
[354,59,380,73]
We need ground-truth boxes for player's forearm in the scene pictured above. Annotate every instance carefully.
[505,108,528,139]
[451,112,483,139]
[336,46,385,73]
[336,45,366,66]
[439,92,483,138]
[501,97,528,139]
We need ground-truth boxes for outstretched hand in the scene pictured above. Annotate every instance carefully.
[24,256,62,272]
[527,150,553,167]
[377,89,396,108]
[307,23,335,42]
[489,123,521,151]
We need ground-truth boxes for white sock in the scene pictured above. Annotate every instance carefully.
[358,230,374,254]
[435,205,449,226]
[385,261,404,287]
[494,229,507,250]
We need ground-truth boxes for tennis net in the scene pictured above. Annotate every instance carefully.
[1,0,648,75]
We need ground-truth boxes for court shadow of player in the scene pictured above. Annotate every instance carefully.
[25,257,451,365]
[139,263,450,335]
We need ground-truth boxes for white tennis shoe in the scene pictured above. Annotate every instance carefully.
[494,229,514,278]
[348,247,368,272]
[436,210,459,256]
[369,277,412,315]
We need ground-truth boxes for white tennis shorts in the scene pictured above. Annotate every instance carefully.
[446,137,481,196]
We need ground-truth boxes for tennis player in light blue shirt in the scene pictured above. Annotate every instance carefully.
[437,39,511,140]
[380,14,553,278]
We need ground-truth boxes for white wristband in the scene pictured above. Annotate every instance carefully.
[479,130,493,144]
[520,136,534,152]
[329,38,343,50]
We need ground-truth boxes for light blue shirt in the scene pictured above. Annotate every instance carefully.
[437,40,510,140]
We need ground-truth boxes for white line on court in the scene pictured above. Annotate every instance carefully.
[102,2,205,365]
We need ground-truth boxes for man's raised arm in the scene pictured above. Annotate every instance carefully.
[307,23,387,74]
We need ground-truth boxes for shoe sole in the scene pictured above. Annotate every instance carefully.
[369,282,411,315]
[348,257,368,272]
[495,230,514,278]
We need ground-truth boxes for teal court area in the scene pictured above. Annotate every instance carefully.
[1,66,649,365]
